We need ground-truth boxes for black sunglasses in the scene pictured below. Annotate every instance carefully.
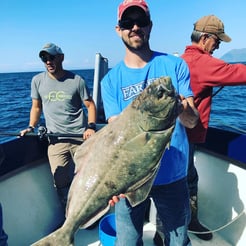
[40,55,56,63]
[207,34,221,46]
[118,17,150,30]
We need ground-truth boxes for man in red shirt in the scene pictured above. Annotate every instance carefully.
[181,15,246,241]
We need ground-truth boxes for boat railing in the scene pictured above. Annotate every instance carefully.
[93,53,108,124]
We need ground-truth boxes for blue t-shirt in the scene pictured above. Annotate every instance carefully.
[101,52,193,185]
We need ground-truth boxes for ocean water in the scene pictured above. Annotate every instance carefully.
[0,69,245,143]
[0,69,94,143]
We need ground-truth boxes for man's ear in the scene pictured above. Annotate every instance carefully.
[115,25,122,38]
[200,34,208,45]
[149,20,153,31]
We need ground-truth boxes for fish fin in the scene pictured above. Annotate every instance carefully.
[79,204,111,229]
[125,164,159,207]
[31,227,74,246]
[166,141,171,149]
[124,132,150,150]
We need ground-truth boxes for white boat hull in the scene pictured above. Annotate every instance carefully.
[0,144,245,245]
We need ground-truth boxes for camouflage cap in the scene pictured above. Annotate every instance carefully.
[194,15,231,42]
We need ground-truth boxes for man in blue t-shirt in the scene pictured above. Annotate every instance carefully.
[101,1,199,245]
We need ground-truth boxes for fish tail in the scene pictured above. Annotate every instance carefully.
[31,227,74,246]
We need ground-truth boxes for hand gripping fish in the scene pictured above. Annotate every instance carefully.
[31,76,182,246]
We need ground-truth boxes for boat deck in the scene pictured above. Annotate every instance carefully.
[1,149,245,245]
[73,219,232,245]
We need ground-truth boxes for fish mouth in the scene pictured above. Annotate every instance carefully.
[138,120,175,135]
[138,113,176,133]
[138,98,180,132]
[144,125,174,134]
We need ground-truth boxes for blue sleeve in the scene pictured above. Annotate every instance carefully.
[101,72,121,121]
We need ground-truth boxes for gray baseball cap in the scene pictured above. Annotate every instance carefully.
[39,43,63,57]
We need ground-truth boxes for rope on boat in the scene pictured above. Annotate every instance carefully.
[188,209,245,234]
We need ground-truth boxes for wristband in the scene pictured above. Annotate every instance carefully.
[87,122,96,131]
[28,126,35,132]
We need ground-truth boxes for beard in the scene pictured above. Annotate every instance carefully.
[122,30,150,52]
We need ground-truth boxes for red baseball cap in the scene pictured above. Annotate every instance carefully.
[118,0,150,21]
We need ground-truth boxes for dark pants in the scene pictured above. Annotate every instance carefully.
[187,143,199,197]
[0,203,8,246]
[115,177,191,246]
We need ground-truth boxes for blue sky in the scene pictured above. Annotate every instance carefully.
[1,0,246,72]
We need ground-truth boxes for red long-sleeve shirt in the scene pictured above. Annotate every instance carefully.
[182,45,246,143]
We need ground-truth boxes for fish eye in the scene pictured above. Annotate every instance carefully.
[157,86,165,99]
[157,90,163,99]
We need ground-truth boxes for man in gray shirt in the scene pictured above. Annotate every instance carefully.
[21,43,97,212]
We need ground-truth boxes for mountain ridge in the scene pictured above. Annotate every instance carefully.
[220,48,246,63]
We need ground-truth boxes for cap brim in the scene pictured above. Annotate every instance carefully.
[39,50,48,57]
[39,49,58,57]
[218,33,231,42]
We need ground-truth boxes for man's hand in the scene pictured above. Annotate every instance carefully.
[19,126,34,137]
[178,95,199,129]
[108,194,126,206]
[83,129,95,140]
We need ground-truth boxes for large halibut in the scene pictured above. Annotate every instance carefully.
[32,76,182,246]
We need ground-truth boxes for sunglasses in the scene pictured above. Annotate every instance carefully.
[118,17,150,30]
[207,34,221,46]
[40,55,56,63]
